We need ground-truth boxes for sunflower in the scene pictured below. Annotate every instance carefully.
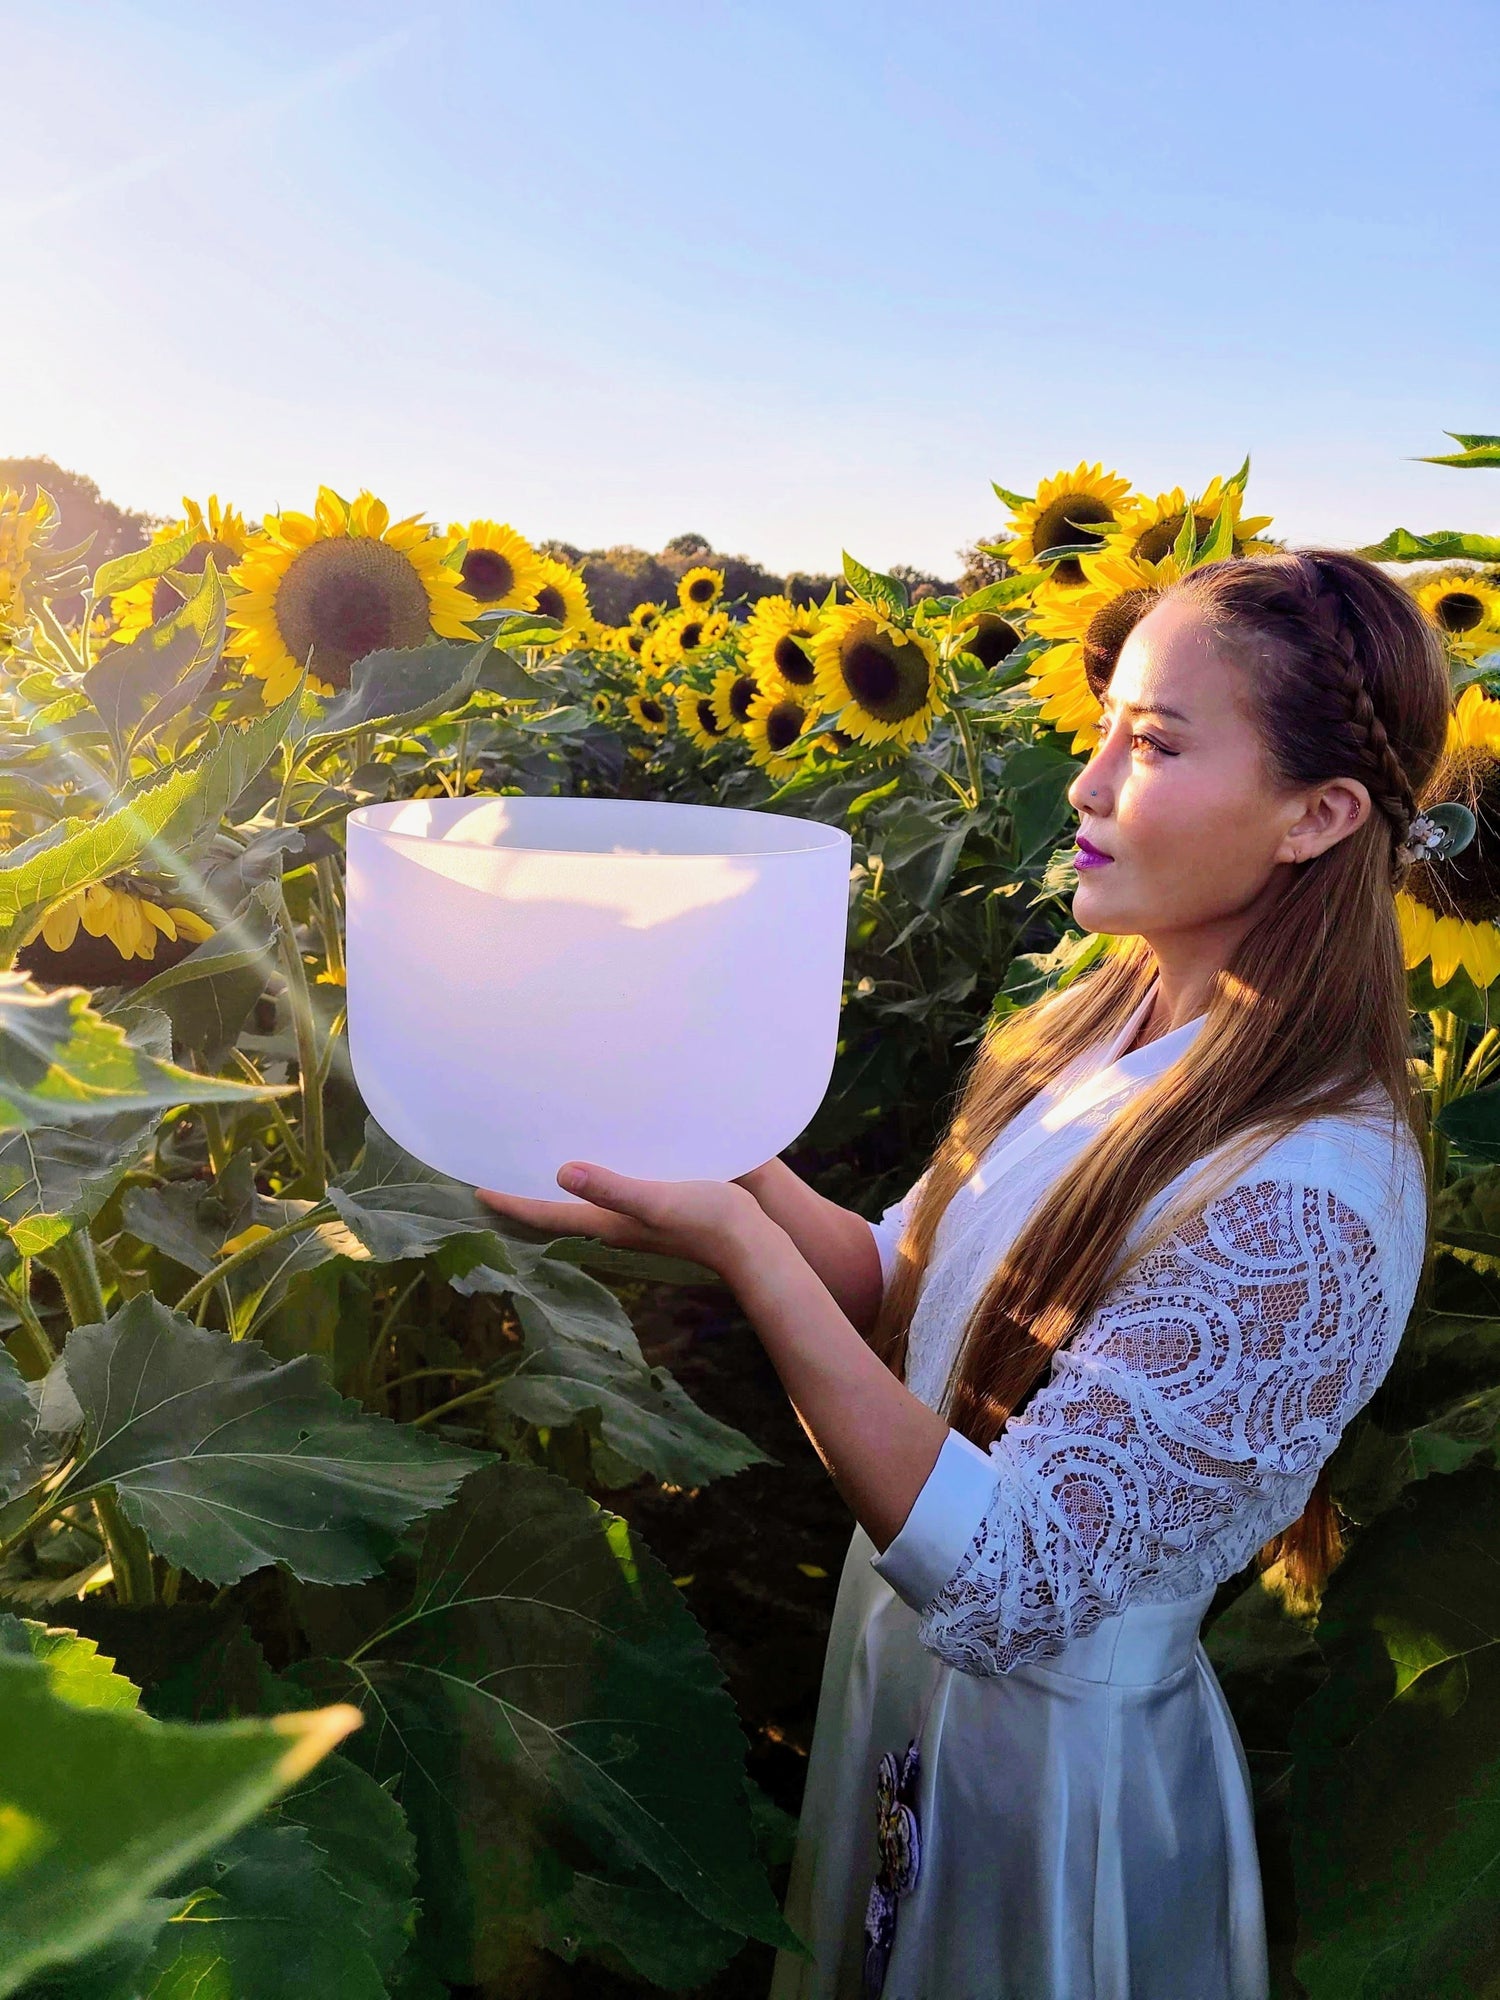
[527,557,592,644]
[450,520,545,611]
[674,681,735,752]
[38,882,213,964]
[1414,573,1500,649]
[1004,464,1139,589]
[708,662,764,735]
[811,605,944,748]
[229,487,475,703]
[109,496,252,643]
[954,612,1024,670]
[624,683,672,735]
[0,488,60,645]
[1109,474,1274,569]
[647,608,730,669]
[678,566,724,613]
[1026,546,1181,749]
[744,595,821,692]
[743,684,818,779]
[1397,683,1500,988]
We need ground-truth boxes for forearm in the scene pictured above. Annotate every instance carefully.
[733,1156,886,1337]
[720,1211,949,1552]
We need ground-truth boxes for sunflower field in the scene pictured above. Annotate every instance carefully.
[0,438,1498,1999]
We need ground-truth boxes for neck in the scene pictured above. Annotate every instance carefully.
[1135,899,1278,1042]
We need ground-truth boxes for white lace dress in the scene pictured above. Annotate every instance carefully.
[768,986,1427,2000]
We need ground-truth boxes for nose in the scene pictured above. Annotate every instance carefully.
[1067,753,1109,818]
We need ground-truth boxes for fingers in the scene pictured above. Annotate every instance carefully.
[477,1187,604,1233]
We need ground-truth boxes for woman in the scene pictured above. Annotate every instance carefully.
[479,549,1451,2000]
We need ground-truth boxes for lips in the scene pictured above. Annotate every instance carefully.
[1074,833,1114,870]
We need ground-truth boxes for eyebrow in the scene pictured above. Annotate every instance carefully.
[1101,696,1192,724]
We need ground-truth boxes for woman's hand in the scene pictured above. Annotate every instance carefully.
[477,1160,771,1281]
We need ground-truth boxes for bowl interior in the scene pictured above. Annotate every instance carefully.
[353,794,845,861]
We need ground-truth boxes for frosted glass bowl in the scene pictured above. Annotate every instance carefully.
[344,795,853,1199]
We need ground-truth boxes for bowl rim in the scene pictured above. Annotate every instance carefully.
[346,794,852,862]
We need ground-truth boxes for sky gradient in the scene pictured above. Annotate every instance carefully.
[5,0,1498,576]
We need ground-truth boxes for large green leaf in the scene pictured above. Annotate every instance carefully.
[0,693,299,965]
[134,1821,388,1999]
[124,883,280,1066]
[841,551,907,619]
[1357,527,1500,564]
[449,1240,771,1486]
[1419,434,1500,469]
[327,1122,495,1259]
[0,1349,43,1499]
[89,532,196,604]
[1437,1085,1500,1164]
[0,1113,159,1257]
[277,1753,418,1984]
[1291,1466,1500,1998]
[289,1461,801,1986]
[305,639,492,745]
[0,1647,358,1996]
[49,1295,480,1585]
[0,975,281,1132]
[82,566,225,755]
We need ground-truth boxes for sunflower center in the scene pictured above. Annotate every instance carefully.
[461,547,517,603]
[1134,509,1215,566]
[1403,746,1500,924]
[766,700,805,753]
[773,634,816,684]
[680,621,704,650]
[961,616,1021,669]
[687,576,715,604]
[696,698,725,735]
[626,630,646,654]
[1031,494,1115,588]
[729,675,758,724]
[275,537,432,689]
[639,697,665,725]
[1082,588,1160,698]
[839,630,930,720]
[534,583,567,622]
[1436,589,1486,635]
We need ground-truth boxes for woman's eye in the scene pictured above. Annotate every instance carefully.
[1131,733,1175,757]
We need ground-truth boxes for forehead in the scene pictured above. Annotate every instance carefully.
[1107,594,1245,718]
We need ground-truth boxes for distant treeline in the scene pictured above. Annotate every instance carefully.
[1,457,1003,622]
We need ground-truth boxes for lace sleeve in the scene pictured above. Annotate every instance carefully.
[901,1178,1406,1677]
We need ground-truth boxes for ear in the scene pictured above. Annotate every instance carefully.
[1274,776,1373,866]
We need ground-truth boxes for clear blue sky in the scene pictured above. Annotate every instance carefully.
[5,0,1497,576]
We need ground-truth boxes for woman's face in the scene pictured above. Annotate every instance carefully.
[1065,594,1369,941]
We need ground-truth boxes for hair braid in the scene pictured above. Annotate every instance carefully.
[1304,571,1418,866]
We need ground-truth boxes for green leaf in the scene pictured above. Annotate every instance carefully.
[0,695,298,966]
[123,885,280,1066]
[277,1754,418,1983]
[82,567,225,755]
[0,1649,357,1997]
[0,1616,141,1713]
[136,1820,387,1999]
[990,481,1032,512]
[305,639,492,745]
[50,1295,481,1585]
[952,575,1038,617]
[327,1121,495,1260]
[841,552,908,620]
[1419,440,1500,469]
[90,532,195,604]
[1193,498,1236,567]
[288,1461,801,1986]
[0,1347,43,1500]
[1357,527,1500,564]
[1291,1466,1500,1999]
[449,1241,772,1486]
[1437,1085,1500,1164]
[0,1114,158,1256]
[1002,741,1080,863]
[0,976,281,1133]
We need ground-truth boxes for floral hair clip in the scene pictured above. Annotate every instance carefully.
[1399,802,1476,867]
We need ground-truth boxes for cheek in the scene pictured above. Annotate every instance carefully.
[1124,768,1281,882]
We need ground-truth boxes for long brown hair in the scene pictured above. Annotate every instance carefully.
[871,550,1452,1608]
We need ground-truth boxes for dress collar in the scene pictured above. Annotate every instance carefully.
[1101,978,1208,1079]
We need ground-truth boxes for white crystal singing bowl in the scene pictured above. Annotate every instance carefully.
[344,795,853,1199]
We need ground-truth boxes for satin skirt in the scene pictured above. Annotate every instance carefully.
[768,1525,1269,2000]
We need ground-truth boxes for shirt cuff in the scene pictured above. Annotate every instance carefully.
[869,1427,1000,1614]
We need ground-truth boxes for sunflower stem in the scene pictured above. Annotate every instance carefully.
[4,1265,53,1377]
[94,1490,155,1607]
[456,720,470,796]
[1427,1006,1462,1192]
[43,1230,106,1329]
[172,1206,335,1321]
[314,853,345,983]
[276,884,330,1196]
[954,705,984,811]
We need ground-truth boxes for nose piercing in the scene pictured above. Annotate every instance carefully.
[1089,789,1097,797]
